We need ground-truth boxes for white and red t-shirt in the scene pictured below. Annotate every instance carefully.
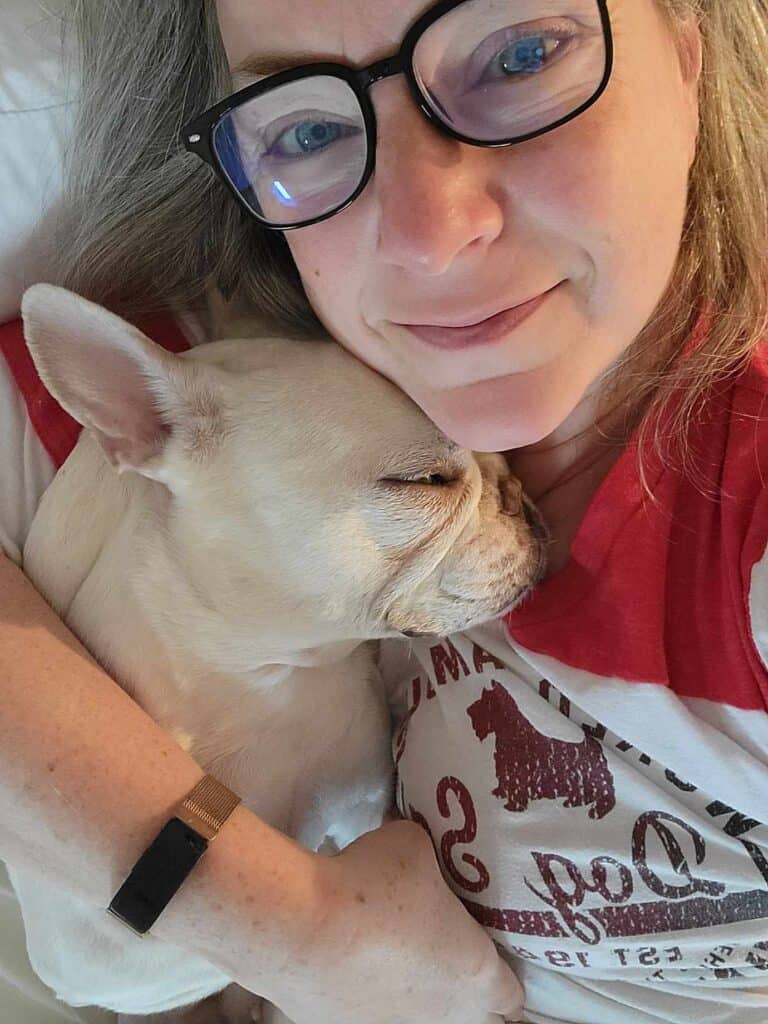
[381,345,768,1023]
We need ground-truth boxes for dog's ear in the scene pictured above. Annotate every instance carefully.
[21,284,209,480]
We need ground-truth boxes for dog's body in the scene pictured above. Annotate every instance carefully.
[9,287,544,1022]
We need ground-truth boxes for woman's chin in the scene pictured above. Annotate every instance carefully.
[415,370,589,453]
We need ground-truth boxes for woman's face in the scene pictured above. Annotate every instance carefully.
[215,0,702,452]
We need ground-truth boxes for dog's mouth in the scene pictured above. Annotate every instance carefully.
[392,497,549,639]
[489,500,549,621]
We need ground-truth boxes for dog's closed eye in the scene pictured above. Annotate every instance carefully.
[378,472,457,487]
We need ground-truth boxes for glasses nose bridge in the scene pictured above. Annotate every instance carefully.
[354,51,441,140]
[356,54,407,93]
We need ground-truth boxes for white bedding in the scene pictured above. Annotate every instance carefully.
[0,0,77,324]
[1,3,115,1020]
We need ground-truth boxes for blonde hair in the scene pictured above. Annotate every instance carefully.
[617,0,768,484]
[56,1,768,470]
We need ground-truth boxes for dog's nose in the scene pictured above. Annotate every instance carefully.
[500,475,524,517]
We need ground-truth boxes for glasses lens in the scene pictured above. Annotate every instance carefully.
[412,0,608,143]
[213,75,368,228]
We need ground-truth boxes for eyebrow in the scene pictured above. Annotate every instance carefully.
[232,51,332,81]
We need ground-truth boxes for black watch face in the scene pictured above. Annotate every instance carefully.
[108,817,208,934]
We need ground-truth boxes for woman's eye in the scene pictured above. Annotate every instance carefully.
[483,32,568,82]
[266,118,358,158]
[464,21,578,90]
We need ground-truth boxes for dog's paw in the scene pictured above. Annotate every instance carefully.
[217,984,265,1023]
[117,992,235,1024]
[259,1004,296,1024]
[117,986,263,1024]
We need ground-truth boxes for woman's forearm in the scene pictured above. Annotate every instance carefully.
[0,552,324,983]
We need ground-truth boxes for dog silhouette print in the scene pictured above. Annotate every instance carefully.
[467,681,616,821]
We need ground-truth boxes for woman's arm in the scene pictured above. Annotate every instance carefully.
[0,551,320,982]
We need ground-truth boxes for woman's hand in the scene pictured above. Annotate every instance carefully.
[263,818,524,1024]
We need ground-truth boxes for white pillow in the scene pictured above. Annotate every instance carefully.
[0,0,78,323]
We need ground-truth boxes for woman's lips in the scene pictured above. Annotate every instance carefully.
[397,285,558,351]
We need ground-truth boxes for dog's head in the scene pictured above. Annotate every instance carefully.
[22,286,546,658]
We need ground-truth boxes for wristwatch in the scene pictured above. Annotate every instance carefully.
[107,773,241,936]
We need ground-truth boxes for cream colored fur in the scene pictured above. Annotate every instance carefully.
[8,285,544,1022]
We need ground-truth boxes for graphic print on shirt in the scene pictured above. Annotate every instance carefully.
[467,681,616,820]
[392,631,768,983]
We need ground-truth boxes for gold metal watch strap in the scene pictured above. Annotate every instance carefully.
[176,774,242,842]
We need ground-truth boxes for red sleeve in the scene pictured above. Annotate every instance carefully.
[0,314,191,470]
[505,343,768,713]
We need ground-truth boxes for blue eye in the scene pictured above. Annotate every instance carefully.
[499,35,548,75]
[501,35,548,74]
[268,119,353,158]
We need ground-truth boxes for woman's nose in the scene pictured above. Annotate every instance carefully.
[370,80,505,276]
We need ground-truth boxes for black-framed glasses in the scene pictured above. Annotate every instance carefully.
[182,0,613,231]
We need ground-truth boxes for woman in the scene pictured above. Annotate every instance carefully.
[0,1,766,1022]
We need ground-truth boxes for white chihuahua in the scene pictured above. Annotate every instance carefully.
[9,285,545,1024]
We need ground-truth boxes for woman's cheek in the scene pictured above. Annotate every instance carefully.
[289,231,358,326]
